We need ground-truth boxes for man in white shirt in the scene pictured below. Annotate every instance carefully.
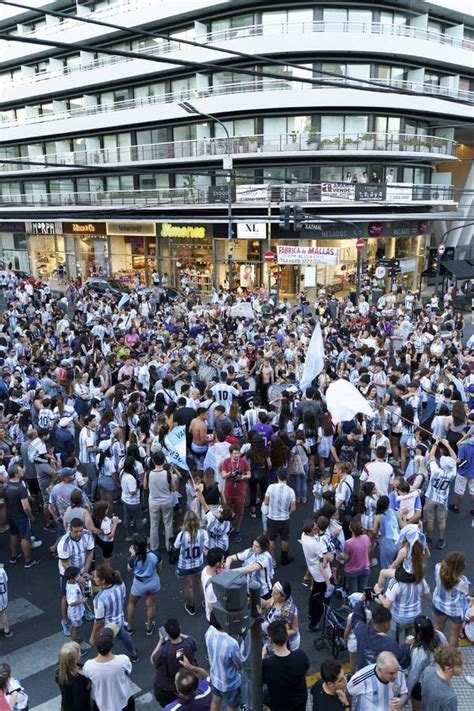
[300,519,334,632]
[263,469,296,566]
[361,446,394,496]
[201,548,224,622]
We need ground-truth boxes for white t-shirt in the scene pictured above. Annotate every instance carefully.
[83,655,132,711]
[360,461,394,496]
[201,567,218,622]
[300,533,330,583]
[120,473,140,505]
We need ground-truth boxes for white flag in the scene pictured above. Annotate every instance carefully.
[164,425,189,471]
[300,322,324,393]
[326,379,374,424]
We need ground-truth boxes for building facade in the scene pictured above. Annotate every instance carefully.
[0,0,472,293]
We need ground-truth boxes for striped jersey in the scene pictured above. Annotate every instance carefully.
[0,567,8,612]
[384,578,430,625]
[425,460,456,505]
[236,548,274,597]
[432,562,470,618]
[28,437,47,463]
[93,582,126,626]
[79,427,97,464]
[57,530,95,575]
[174,528,209,571]
[266,482,295,521]
[347,663,407,711]
[205,625,242,692]
[206,510,230,552]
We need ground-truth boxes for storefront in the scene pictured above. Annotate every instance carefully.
[107,222,156,285]
[28,221,66,279]
[0,222,28,271]
[62,222,109,279]
[157,222,214,292]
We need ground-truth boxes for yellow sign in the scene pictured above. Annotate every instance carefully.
[160,223,206,239]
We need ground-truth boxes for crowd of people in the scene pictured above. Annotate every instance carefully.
[0,270,473,711]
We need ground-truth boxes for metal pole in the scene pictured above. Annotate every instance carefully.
[434,254,442,298]
[356,249,361,300]
[249,581,263,711]
[227,164,233,291]
[267,191,272,297]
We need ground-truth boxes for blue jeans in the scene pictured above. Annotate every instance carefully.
[122,502,144,536]
[346,568,370,595]
[117,625,136,655]
[291,474,307,501]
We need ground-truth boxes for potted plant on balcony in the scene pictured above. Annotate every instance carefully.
[407,136,420,151]
[432,134,447,152]
[359,133,374,150]
[420,139,432,153]
[306,125,319,149]
[343,137,356,150]
[320,136,339,150]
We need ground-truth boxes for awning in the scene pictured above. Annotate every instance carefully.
[440,260,474,279]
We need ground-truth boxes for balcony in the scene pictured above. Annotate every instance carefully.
[0,183,455,209]
[1,77,472,133]
[0,132,458,175]
[4,19,473,88]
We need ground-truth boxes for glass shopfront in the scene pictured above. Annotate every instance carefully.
[62,223,109,280]
[0,222,28,271]
[107,222,157,285]
[157,223,214,292]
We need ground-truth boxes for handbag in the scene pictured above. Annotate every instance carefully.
[288,450,304,476]
[168,539,179,565]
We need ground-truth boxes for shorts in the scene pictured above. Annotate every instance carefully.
[453,473,474,497]
[131,572,161,596]
[191,442,208,455]
[432,604,462,625]
[411,682,422,701]
[267,518,290,542]
[424,498,447,525]
[8,516,32,540]
[211,684,241,708]
[177,565,203,578]
[98,473,116,492]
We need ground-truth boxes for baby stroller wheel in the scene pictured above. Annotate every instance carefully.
[314,639,326,651]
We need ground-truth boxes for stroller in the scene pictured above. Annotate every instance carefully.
[313,603,349,659]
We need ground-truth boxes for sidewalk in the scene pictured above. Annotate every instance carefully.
[452,641,474,710]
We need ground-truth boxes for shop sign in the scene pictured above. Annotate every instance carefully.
[63,222,106,234]
[277,245,340,266]
[0,222,25,232]
[208,186,234,203]
[355,184,387,202]
[321,182,355,202]
[400,257,417,273]
[386,184,413,202]
[30,221,57,235]
[160,223,206,239]
[237,223,266,240]
[235,185,268,203]
[106,222,156,236]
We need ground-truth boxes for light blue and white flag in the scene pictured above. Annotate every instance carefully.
[300,322,324,393]
[164,425,189,471]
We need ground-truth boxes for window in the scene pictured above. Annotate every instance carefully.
[38,102,54,116]
[113,88,133,103]
[137,128,169,145]
[321,116,344,138]
[345,116,368,135]
[380,11,407,27]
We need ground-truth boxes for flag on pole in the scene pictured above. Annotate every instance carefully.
[326,379,374,424]
[117,293,131,309]
[164,425,189,471]
[300,322,324,393]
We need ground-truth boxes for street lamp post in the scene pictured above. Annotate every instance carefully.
[179,101,234,291]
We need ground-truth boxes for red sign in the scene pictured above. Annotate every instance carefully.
[368,222,384,238]
[264,251,275,263]
[355,238,365,251]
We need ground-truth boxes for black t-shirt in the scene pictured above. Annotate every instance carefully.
[333,435,359,463]
[4,480,28,517]
[311,679,345,711]
[262,650,310,711]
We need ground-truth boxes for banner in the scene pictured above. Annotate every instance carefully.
[277,245,339,266]
[386,184,413,202]
[326,379,374,424]
[300,323,324,393]
[164,425,189,471]
[321,182,355,203]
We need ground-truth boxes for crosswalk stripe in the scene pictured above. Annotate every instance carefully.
[7,597,43,627]
[2,632,90,681]
[31,682,142,711]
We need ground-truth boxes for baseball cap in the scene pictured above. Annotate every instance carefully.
[58,467,76,480]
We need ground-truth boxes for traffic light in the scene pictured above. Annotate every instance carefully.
[361,259,368,272]
[431,254,440,272]
[293,204,305,231]
[211,571,250,637]
[279,204,291,230]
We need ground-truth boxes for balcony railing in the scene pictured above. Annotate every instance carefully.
[2,18,473,88]
[0,132,458,173]
[2,77,472,130]
[0,182,455,208]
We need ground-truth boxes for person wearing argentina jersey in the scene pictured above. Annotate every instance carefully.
[263,468,296,566]
[205,611,243,711]
[194,484,233,552]
[173,512,209,617]
[224,534,274,600]
[375,575,431,644]
[347,651,408,711]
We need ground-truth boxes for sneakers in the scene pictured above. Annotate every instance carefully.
[84,609,95,621]
[2,629,13,638]
[184,604,196,616]
[24,559,40,569]
[32,539,43,549]
[448,504,460,514]
[250,511,257,519]
[61,619,71,637]
[370,557,378,567]
[325,584,336,598]
[124,624,134,634]
[9,554,21,564]
[436,539,446,550]
[146,621,155,636]
[130,652,139,663]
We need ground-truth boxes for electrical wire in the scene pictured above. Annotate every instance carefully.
[0,0,469,105]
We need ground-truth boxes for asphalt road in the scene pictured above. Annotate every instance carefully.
[1,480,473,710]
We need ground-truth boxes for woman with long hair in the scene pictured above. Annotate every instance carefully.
[96,440,116,515]
[246,432,270,519]
[432,551,470,646]
[92,501,120,561]
[225,534,274,600]
[126,535,161,636]
[55,641,90,711]
[446,401,467,451]
[262,581,300,651]
[376,560,432,643]
[120,456,144,541]
[406,616,447,711]
[89,565,138,660]
[372,495,400,569]
[400,403,418,472]
[373,530,430,594]
[172,511,209,616]
[228,401,245,440]
[340,517,371,594]
[317,411,334,476]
